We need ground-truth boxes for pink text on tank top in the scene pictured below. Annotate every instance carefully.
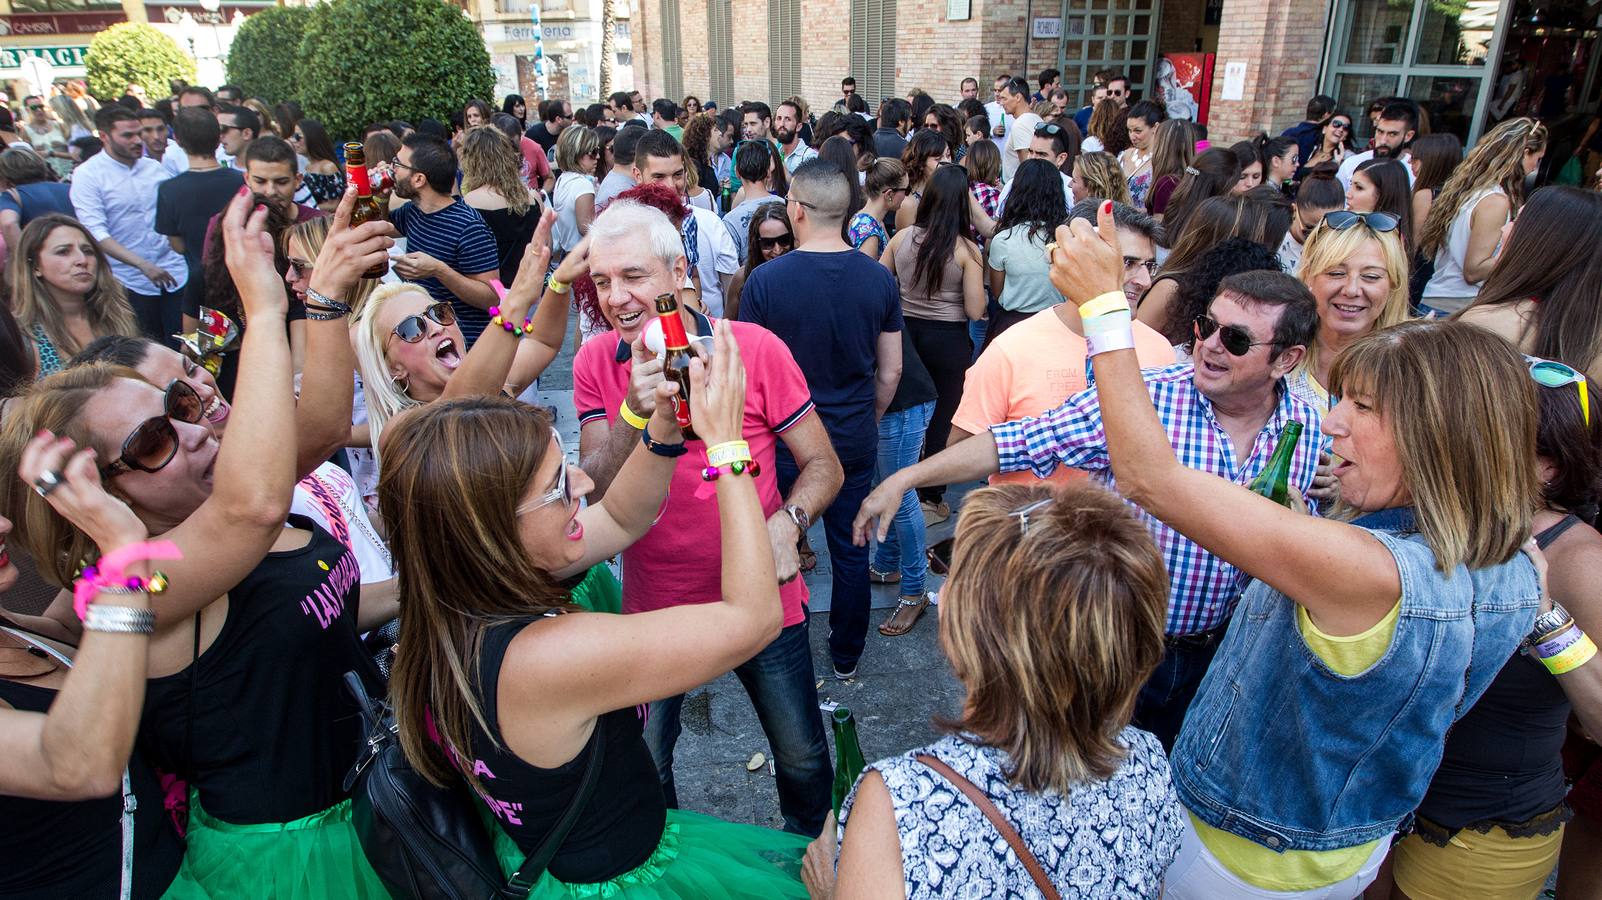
[423,706,526,825]
[299,552,360,629]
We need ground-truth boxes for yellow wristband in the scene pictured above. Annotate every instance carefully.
[1079,291,1131,320]
[1544,632,1598,675]
[706,440,752,468]
[618,400,649,430]
[548,277,571,295]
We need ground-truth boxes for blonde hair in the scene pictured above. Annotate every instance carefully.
[243,99,278,136]
[283,215,381,318]
[1417,118,1546,257]
[555,124,599,172]
[352,282,435,455]
[1294,219,1413,377]
[1328,319,1538,570]
[1074,151,1132,205]
[938,483,1168,792]
[459,125,534,216]
[8,214,138,360]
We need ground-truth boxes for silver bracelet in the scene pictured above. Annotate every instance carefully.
[83,605,156,635]
[305,288,352,314]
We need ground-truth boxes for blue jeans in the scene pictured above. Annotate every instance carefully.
[1132,627,1226,752]
[777,450,876,672]
[872,401,935,596]
[642,619,832,835]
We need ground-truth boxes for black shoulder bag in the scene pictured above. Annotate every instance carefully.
[342,672,604,900]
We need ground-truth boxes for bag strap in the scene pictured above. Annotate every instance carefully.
[500,718,607,897]
[914,753,1061,900]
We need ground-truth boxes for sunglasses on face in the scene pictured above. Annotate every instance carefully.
[389,302,456,343]
[758,233,795,251]
[1322,210,1400,233]
[100,380,205,479]
[1194,314,1277,357]
[27,105,43,112]
[516,431,575,514]
[1330,120,1352,130]
[1528,358,1591,427]
[286,257,314,278]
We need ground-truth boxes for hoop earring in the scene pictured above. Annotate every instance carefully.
[391,371,410,395]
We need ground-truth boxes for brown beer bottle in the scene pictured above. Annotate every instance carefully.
[654,292,698,441]
[343,141,388,279]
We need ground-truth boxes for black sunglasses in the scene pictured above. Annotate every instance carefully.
[1034,122,1064,137]
[26,105,44,112]
[1330,119,1352,130]
[100,380,205,479]
[1322,210,1400,233]
[757,233,795,251]
[1194,314,1277,356]
[389,302,456,343]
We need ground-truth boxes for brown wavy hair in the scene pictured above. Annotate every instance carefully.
[8,214,138,360]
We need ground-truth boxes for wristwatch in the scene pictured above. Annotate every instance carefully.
[1526,602,1573,647]
[783,504,810,534]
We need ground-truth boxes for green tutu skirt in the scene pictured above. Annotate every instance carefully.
[161,789,390,899]
[492,809,809,899]
[570,564,623,615]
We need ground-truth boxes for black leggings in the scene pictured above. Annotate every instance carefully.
[904,316,973,504]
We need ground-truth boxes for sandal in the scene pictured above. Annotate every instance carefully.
[878,592,932,637]
[869,566,900,585]
[798,532,817,574]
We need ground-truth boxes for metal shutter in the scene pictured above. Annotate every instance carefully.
[849,0,896,105]
[768,0,802,105]
[708,0,735,108]
[659,0,684,101]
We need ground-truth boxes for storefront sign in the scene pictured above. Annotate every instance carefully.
[0,45,88,70]
[0,12,126,36]
[1032,17,1063,39]
[150,5,259,26]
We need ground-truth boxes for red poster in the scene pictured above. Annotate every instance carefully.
[1158,53,1215,125]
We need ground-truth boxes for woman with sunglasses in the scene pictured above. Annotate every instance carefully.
[1418,118,1546,317]
[8,213,139,378]
[0,190,400,897]
[849,158,906,261]
[383,327,812,899]
[553,124,601,259]
[1384,358,1602,900]
[287,119,344,211]
[1049,205,1544,899]
[893,130,952,233]
[0,431,189,899]
[1295,114,1352,182]
[725,204,795,320]
[1454,186,1602,384]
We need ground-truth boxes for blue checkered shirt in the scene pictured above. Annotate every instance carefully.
[990,364,1325,635]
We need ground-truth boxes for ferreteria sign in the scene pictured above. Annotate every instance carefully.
[0,45,88,69]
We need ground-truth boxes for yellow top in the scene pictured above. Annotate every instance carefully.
[1190,600,1401,891]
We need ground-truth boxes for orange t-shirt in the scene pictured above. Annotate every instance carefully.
[951,307,1177,485]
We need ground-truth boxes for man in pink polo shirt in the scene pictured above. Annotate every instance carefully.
[572,198,843,836]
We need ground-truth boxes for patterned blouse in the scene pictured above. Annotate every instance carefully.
[847,211,889,258]
[842,730,1184,899]
[30,324,63,376]
[302,170,346,206]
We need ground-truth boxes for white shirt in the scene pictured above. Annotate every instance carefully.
[290,462,395,584]
[995,170,1073,217]
[781,141,817,174]
[1003,113,1043,182]
[1277,231,1304,275]
[1336,148,1415,191]
[552,171,596,254]
[161,144,231,176]
[984,100,1013,156]
[69,151,188,295]
[685,205,739,317]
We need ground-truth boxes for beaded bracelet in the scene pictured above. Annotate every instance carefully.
[701,459,761,481]
[72,540,181,620]
[488,305,535,337]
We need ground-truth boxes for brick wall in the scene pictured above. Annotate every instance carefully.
[681,0,710,101]
[1159,0,1205,55]
[982,0,1030,84]
[637,0,660,101]
[1205,0,1330,144]
[731,0,770,103]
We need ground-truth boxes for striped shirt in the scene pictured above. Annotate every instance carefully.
[990,364,1324,635]
[390,199,500,345]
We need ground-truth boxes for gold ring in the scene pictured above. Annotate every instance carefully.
[1045,242,1058,263]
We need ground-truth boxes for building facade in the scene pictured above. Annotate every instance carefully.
[461,0,635,106]
[632,0,1601,147]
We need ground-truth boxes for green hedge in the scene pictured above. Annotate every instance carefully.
[297,0,494,143]
[85,23,196,102]
[225,6,312,106]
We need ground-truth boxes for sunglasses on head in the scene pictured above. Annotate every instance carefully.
[1528,358,1590,427]
[1193,314,1277,356]
[757,233,794,251]
[516,430,575,514]
[100,380,205,479]
[1321,210,1400,233]
[389,301,456,343]
[1034,122,1064,137]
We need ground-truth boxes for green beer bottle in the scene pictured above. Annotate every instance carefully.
[830,706,867,817]
[1248,421,1303,508]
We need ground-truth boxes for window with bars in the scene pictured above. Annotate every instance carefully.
[708,0,735,108]
[659,0,685,102]
[849,0,897,106]
[769,0,802,105]
[1055,0,1158,104]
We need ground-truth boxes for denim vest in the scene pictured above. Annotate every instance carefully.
[1170,509,1539,852]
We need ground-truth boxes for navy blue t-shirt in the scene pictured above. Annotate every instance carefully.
[390,199,500,346]
[0,181,73,225]
[738,248,902,465]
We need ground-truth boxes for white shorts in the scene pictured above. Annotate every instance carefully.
[1163,814,1389,900]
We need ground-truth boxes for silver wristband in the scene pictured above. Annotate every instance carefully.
[83,605,156,635]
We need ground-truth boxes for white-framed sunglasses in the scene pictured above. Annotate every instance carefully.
[515,430,574,515]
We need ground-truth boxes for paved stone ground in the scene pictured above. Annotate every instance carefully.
[541,312,968,828]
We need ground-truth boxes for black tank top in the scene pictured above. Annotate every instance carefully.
[140,516,383,824]
[466,619,666,883]
[0,677,183,899]
[1415,515,1581,828]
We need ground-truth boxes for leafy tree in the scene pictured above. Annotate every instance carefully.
[297,0,494,142]
[225,6,312,106]
[85,23,196,102]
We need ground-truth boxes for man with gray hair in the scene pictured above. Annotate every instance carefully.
[572,198,843,835]
[737,159,903,677]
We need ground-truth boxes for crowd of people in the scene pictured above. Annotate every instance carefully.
[0,64,1598,900]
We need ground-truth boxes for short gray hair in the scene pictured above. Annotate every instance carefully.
[1067,198,1164,245]
[590,199,685,270]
